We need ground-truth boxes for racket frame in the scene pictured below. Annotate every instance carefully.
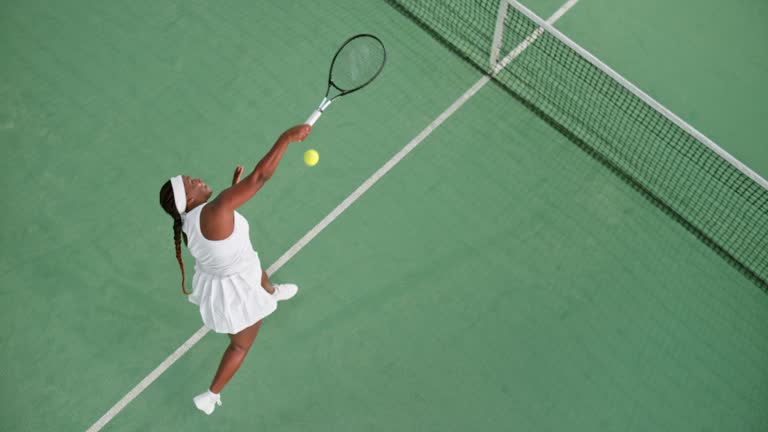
[306,34,386,126]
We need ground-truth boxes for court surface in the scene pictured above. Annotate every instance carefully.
[1,1,767,431]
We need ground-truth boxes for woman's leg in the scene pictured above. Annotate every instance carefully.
[260,270,297,301]
[209,320,263,394]
[261,270,275,294]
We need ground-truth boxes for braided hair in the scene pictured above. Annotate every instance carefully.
[159,180,190,295]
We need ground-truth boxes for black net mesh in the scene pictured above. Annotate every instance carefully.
[388,0,768,290]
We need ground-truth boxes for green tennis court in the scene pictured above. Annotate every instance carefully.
[2,0,767,431]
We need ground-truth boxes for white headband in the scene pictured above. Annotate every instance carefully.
[170,175,187,217]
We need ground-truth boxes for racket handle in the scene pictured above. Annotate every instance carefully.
[305,98,333,126]
[305,110,322,126]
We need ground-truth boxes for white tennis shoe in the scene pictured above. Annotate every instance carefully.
[193,390,222,415]
[272,284,298,301]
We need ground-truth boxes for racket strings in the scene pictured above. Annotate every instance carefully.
[330,36,386,92]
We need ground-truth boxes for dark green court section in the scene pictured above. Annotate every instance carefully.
[553,0,768,179]
[108,69,768,431]
[1,1,767,431]
[0,0,479,430]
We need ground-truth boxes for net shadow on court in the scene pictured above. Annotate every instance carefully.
[386,0,768,293]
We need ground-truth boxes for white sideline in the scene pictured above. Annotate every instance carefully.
[84,1,579,430]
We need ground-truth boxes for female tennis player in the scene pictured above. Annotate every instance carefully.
[158,124,311,415]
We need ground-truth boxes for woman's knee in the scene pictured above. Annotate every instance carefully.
[229,340,252,353]
[229,321,261,352]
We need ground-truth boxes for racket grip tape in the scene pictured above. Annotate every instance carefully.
[305,110,322,126]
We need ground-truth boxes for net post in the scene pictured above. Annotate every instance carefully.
[489,0,511,68]
[507,0,768,191]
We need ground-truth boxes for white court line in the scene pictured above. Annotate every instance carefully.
[85,327,209,432]
[85,1,579,430]
[509,0,768,191]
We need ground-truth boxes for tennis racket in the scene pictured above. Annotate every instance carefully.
[305,34,386,126]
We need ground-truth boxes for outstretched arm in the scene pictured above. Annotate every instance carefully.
[213,124,311,211]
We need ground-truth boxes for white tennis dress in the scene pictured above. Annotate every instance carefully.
[182,203,277,334]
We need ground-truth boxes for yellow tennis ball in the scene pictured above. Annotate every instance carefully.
[304,149,319,167]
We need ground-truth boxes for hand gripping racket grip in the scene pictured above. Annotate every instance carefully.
[305,98,333,126]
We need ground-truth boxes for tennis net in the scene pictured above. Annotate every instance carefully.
[388,0,768,289]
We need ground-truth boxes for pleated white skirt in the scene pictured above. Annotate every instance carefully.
[188,264,277,334]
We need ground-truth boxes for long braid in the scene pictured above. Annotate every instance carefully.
[172,214,190,295]
[160,180,190,295]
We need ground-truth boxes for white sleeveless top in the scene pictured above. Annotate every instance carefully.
[182,204,277,334]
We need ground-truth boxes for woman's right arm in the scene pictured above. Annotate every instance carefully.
[212,124,311,211]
